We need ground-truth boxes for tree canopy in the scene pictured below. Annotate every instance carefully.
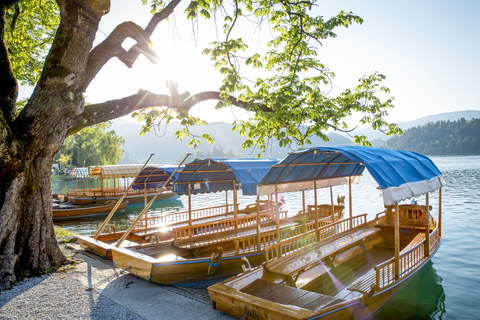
[6,0,400,150]
[58,122,125,167]
[0,0,400,289]
[382,118,480,156]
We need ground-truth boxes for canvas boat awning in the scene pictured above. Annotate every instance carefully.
[131,166,183,190]
[174,158,279,196]
[89,164,161,179]
[70,167,88,178]
[257,146,446,206]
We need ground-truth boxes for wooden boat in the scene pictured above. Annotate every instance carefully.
[208,146,446,319]
[109,158,342,287]
[65,164,178,205]
[78,158,284,259]
[52,200,128,220]
[78,200,280,259]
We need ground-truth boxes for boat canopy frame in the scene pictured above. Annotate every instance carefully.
[257,146,446,206]
[174,158,280,196]
[89,164,161,179]
[131,166,183,190]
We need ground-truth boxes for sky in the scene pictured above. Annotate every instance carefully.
[83,0,480,125]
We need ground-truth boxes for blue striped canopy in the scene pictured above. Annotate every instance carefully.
[70,167,88,178]
[174,158,279,196]
[131,166,183,190]
[257,146,446,205]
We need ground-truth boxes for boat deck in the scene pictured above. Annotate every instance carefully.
[301,246,394,300]
[237,246,394,312]
[241,279,345,311]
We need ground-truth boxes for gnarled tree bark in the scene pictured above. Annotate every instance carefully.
[0,0,217,289]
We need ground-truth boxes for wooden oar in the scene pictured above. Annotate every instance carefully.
[93,154,154,240]
[115,153,190,247]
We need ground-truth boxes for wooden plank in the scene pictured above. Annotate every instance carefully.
[266,227,380,277]
[400,232,425,254]
[241,279,343,311]
[348,270,376,294]
[301,247,394,297]
[302,295,344,311]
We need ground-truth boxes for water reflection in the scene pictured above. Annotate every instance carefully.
[375,261,446,320]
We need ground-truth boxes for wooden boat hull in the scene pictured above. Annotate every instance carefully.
[207,215,441,320]
[52,201,128,220]
[68,191,177,205]
[112,244,267,288]
[208,246,439,320]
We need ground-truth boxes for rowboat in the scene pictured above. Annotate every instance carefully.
[52,200,128,220]
[208,146,446,319]
[109,158,341,287]
[65,164,178,205]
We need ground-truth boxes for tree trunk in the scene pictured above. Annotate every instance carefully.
[0,0,106,289]
[0,151,64,289]
[0,0,193,289]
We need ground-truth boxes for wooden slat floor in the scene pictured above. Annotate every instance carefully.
[241,279,345,311]
[301,247,394,300]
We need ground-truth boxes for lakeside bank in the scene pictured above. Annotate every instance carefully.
[0,240,233,320]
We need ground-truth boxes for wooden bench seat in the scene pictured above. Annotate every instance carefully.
[348,232,426,294]
[265,227,380,286]
[400,232,426,254]
[347,270,376,294]
[173,222,298,250]
[241,279,344,311]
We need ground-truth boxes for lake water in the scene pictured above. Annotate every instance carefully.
[52,156,480,319]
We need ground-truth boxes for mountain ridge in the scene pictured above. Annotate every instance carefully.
[111,110,480,163]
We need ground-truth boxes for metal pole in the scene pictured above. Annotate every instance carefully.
[116,153,190,247]
[93,154,154,239]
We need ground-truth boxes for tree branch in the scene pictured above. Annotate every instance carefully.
[81,0,182,90]
[0,4,20,123]
[70,88,276,135]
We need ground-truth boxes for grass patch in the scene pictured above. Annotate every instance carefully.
[55,226,76,238]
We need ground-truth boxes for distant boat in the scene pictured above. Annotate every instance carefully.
[208,146,446,320]
[52,200,128,220]
[63,165,179,205]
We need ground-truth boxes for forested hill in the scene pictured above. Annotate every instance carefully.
[381,118,480,155]
[112,119,354,164]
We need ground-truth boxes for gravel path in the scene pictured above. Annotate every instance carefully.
[0,243,235,320]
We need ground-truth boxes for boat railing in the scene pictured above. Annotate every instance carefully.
[234,224,306,254]
[384,204,432,225]
[264,214,368,263]
[66,186,171,197]
[174,210,288,241]
[374,224,439,289]
[133,204,237,230]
